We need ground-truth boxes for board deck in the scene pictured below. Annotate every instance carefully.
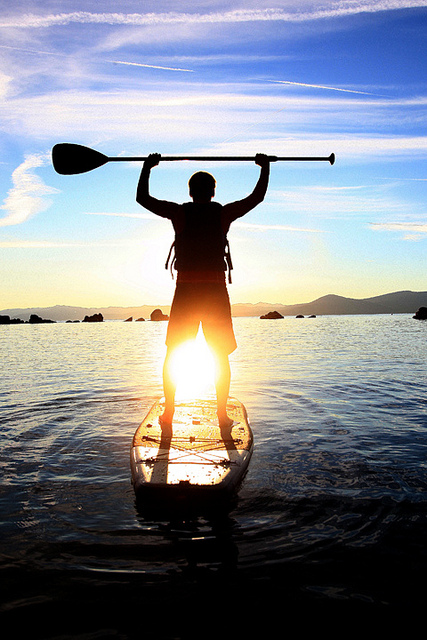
[130,397,253,500]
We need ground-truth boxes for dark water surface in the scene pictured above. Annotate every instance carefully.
[1,316,426,637]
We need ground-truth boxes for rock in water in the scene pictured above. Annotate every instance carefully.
[413,307,427,320]
[82,313,103,323]
[260,310,284,319]
[150,309,169,321]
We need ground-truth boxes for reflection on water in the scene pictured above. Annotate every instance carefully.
[1,315,427,634]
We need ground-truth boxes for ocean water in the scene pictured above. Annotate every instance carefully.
[1,314,426,637]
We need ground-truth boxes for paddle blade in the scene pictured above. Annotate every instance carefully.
[52,143,109,175]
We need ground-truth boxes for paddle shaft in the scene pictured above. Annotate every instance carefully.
[51,144,336,174]
[108,153,335,164]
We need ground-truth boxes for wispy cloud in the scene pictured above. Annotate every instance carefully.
[82,212,325,234]
[370,221,427,241]
[234,221,324,233]
[83,211,157,220]
[0,154,59,227]
[264,182,416,220]
[0,71,12,99]
[207,135,427,161]
[0,239,142,248]
[0,240,96,248]
[2,3,426,29]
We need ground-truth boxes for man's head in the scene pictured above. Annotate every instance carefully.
[188,171,216,202]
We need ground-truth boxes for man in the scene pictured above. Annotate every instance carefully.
[136,153,270,429]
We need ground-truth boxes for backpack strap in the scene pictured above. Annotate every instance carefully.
[225,239,233,284]
[165,241,176,279]
[165,237,233,283]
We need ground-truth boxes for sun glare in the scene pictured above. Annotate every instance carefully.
[169,332,216,400]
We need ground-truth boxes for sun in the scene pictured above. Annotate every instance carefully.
[169,331,216,400]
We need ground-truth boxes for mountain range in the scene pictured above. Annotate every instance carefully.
[1,290,426,322]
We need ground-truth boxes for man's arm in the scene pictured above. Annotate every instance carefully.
[222,154,270,225]
[136,153,181,218]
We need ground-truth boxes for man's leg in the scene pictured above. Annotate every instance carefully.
[213,351,233,429]
[160,347,176,427]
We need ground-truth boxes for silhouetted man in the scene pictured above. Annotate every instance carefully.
[137,153,270,428]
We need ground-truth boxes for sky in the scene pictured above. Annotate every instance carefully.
[0,0,426,310]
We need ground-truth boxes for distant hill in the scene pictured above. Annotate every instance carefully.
[1,291,426,322]
[234,290,427,317]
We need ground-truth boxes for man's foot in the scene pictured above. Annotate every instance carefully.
[217,413,233,430]
[159,413,173,432]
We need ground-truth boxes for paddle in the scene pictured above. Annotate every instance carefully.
[52,143,335,175]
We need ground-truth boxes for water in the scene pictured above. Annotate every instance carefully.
[1,315,426,636]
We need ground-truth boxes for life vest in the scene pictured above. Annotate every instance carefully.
[165,202,233,283]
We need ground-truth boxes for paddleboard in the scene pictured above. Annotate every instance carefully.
[130,397,253,501]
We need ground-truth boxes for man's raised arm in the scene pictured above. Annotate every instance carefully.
[222,154,270,224]
[136,153,181,218]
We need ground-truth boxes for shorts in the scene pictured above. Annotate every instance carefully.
[165,281,237,355]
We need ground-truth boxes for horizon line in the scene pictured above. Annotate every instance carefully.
[1,289,425,314]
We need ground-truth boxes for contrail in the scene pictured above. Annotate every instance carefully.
[271,80,378,96]
[109,60,193,73]
[0,45,194,73]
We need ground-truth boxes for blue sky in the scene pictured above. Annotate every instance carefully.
[0,0,426,309]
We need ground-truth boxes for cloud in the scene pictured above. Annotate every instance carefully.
[2,3,426,29]
[0,72,13,99]
[0,240,136,248]
[0,240,84,248]
[83,211,157,219]
[0,154,59,227]
[3,77,425,151]
[370,221,427,240]
[233,221,324,233]
[205,134,427,162]
[262,182,417,220]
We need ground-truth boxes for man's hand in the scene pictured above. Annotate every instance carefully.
[144,153,161,169]
[255,153,270,168]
